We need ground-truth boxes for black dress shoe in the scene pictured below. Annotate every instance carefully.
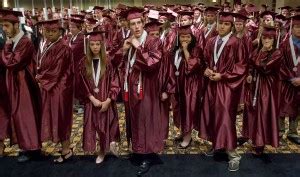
[237,137,248,146]
[136,160,151,176]
[287,135,300,145]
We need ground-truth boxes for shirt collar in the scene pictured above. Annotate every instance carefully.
[219,31,232,41]
[12,30,24,50]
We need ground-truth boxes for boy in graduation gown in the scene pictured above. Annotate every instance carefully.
[111,7,164,176]
[0,9,41,162]
[199,12,246,172]
[279,15,300,145]
[202,7,219,40]
[36,19,74,163]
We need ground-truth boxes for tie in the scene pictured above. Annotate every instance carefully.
[217,38,223,53]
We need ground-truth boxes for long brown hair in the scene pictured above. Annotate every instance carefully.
[85,41,107,79]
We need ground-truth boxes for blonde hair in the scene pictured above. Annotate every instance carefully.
[85,40,107,79]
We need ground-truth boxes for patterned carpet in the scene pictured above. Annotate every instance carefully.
[3,104,300,156]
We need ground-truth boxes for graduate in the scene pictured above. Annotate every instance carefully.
[36,19,74,164]
[167,25,204,148]
[199,12,246,172]
[202,7,219,40]
[111,7,164,176]
[243,27,282,155]
[279,15,300,145]
[0,9,41,162]
[79,31,121,164]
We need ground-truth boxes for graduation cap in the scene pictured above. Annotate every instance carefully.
[86,18,97,25]
[219,12,235,22]
[93,6,104,11]
[246,4,258,13]
[0,9,23,23]
[289,15,300,25]
[278,6,292,11]
[69,18,84,25]
[116,3,127,10]
[259,11,276,19]
[275,14,286,23]
[39,19,62,30]
[144,20,162,32]
[178,25,192,35]
[118,10,128,20]
[178,11,194,18]
[125,7,144,20]
[233,12,248,22]
[84,31,105,41]
[205,7,220,15]
[159,11,175,22]
[70,14,85,20]
[261,26,276,38]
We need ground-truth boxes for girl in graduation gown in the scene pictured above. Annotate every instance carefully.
[79,31,121,164]
[243,27,282,155]
[167,25,204,148]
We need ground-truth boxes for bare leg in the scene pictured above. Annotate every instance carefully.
[180,132,192,147]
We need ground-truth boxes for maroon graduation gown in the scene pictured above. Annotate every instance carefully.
[243,49,282,148]
[1,36,41,150]
[198,35,246,151]
[168,47,204,136]
[69,32,85,100]
[79,57,120,152]
[112,35,164,154]
[279,39,300,119]
[0,50,10,141]
[36,38,74,143]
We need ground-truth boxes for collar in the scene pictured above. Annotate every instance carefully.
[12,30,24,45]
[218,31,232,41]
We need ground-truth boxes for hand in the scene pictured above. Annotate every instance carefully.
[246,75,253,83]
[123,38,132,53]
[131,38,141,49]
[161,92,168,101]
[181,42,189,50]
[291,77,300,87]
[100,98,111,112]
[209,72,221,81]
[204,68,214,77]
[262,45,272,52]
[89,96,102,107]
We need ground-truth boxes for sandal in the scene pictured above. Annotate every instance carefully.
[54,149,73,164]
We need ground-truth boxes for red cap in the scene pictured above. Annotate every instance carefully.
[70,14,85,20]
[144,21,162,32]
[246,4,258,13]
[261,26,276,38]
[205,7,220,15]
[275,14,286,23]
[125,7,144,20]
[259,11,276,19]
[0,9,23,23]
[69,18,84,25]
[233,12,248,22]
[41,19,62,30]
[178,11,194,18]
[178,25,192,35]
[85,31,105,41]
[159,11,175,22]
[93,6,104,11]
[219,12,235,22]
[278,6,292,11]
[116,3,127,10]
[118,10,127,19]
[290,15,300,25]
[86,18,97,25]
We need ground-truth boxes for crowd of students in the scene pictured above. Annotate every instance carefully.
[0,2,300,175]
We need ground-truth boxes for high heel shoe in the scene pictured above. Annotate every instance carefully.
[54,148,74,164]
